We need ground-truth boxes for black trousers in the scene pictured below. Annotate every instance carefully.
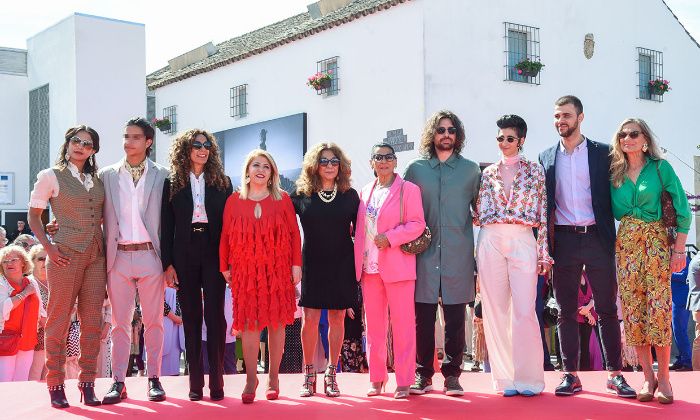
[177,225,227,392]
[416,302,466,379]
[552,230,622,372]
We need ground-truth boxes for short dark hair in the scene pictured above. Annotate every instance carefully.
[126,117,155,157]
[496,114,527,138]
[371,142,395,155]
[555,95,584,115]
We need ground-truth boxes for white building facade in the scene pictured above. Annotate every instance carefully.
[148,0,700,240]
[0,13,146,226]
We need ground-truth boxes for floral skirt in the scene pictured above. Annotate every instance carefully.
[615,217,672,347]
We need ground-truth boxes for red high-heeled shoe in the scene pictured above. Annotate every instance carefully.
[266,377,280,400]
[241,378,259,404]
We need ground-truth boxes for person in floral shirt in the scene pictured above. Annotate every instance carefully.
[475,114,551,397]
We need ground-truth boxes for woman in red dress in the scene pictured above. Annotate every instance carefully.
[219,149,302,403]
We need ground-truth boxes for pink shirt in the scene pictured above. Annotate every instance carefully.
[554,139,596,226]
[499,154,520,199]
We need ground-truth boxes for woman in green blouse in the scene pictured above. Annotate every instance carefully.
[610,118,691,405]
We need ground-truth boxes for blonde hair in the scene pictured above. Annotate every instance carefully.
[239,149,283,200]
[295,142,352,197]
[28,244,45,261]
[0,245,33,278]
[610,118,665,188]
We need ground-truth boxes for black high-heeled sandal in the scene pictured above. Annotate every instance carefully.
[300,364,317,397]
[324,365,340,397]
[48,384,70,409]
[78,382,101,406]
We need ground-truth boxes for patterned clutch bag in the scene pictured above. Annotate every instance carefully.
[398,181,432,255]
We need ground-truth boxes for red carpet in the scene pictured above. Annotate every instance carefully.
[3,371,699,419]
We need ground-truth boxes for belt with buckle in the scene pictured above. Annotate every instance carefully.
[554,225,597,234]
[192,223,208,233]
[117,242,154,252]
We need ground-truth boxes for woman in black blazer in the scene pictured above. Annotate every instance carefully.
[161,129,232,401]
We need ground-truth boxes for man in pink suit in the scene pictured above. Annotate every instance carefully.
[354,143,426,399]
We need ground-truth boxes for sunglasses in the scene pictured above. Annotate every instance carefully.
[372,153,396,162]
[192,140,213,150]
[617,131,641,140]
[319,157,340,167]
[496,136,519,143]
[69,136,94,150]
[436,127,457,135]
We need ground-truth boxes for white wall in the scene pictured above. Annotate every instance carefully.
[153,0,700,240]
[153,2,425,186]
[27,15,78,170]
[423,0,700,198]
[74,14,146,166]
[26,13,146,182]
[0,73,29,213]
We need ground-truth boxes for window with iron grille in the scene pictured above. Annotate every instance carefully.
[162,105,177,134]
[637,48,664,102]
[504,22,541,85]
[317,57,339,96]
[230,84,248,117]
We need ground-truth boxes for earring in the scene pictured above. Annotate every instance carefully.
[642,143,648,152]
[65,153,70,161]
[268,179,272,186]
[89,155,95,165]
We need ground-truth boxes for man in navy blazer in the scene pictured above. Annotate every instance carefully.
[538,95,635,398]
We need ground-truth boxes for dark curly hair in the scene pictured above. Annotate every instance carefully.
[167,129,229,200]
[418,110,466,158]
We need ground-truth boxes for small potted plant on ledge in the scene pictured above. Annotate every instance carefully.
[515,58,545,78]
[152,117,171,132]
[307,70,333,91]
[648,78,671,96]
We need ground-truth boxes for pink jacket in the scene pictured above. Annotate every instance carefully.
[354,174,426,283]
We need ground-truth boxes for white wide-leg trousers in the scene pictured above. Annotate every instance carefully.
[476,224,544,394]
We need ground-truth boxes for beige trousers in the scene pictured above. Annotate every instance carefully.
[108,249,165,381]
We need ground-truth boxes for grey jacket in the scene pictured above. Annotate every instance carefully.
[99,159,169,273]
[403,153,481,305]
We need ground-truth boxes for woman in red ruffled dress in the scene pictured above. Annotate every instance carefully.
[219,149,302,403]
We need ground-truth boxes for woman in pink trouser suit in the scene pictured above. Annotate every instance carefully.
[354,143,426,399]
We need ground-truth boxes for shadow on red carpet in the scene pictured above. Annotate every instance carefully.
[3,371,698,419]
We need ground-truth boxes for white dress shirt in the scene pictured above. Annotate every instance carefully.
[190,172,209,223]
[554,139,596,226]
[28,162,94,208]
[117,160,152,244]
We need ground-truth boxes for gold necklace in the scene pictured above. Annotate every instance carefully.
[318,184,337,203]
